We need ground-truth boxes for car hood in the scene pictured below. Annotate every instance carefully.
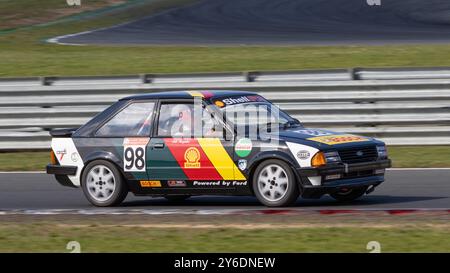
[268,127,384,150]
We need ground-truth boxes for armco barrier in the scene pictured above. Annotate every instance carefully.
[0,67,449,150]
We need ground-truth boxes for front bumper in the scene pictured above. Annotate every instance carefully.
[46,164,77,176]
[297,159,391,198]
[300,159,391,176]
[301,175,385,198]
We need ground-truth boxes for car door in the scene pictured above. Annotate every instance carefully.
[147,100,244,182]
[94,100,156,181]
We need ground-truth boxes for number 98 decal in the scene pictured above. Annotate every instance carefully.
[123,138,149,172]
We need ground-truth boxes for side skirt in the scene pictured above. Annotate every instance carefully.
[127,180,253,196]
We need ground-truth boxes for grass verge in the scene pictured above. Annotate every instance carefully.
[388,146,450,168]
[0,214,449,252]
[0,0,130,30]
[0,152,50,171]
[0,146,449,171]
[4,44,450,77]
[3,226,448,252]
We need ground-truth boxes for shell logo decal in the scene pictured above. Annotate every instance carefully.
[214,100,225,107]
[184,147,201,168]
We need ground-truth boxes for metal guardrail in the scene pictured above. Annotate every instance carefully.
[1,67,450,150]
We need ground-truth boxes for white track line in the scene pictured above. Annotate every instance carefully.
[46,2,199,46]
[0,208,449,215]
[388,168,450,170]
[0,171,46,174]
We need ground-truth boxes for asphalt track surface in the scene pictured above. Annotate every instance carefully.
[56,0,450,45]
[0,169,449,210]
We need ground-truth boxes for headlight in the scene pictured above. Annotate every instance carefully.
[377,145,388,159]
[324,151,341,163]
[311,151,341,167]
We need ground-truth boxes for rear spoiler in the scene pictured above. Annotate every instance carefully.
[49,128,78,138]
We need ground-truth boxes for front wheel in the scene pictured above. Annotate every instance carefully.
[329,186,368,202]
[253,159,299,207]
[81,160,128,207]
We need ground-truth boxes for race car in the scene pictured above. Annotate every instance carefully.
[46,90,391,207]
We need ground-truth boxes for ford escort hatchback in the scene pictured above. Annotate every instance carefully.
[46,90,391,207]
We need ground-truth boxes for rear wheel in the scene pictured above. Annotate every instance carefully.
[81,160,128,207]
[329,186,368,202]
[253,159,299,207]
[164,195,191,202]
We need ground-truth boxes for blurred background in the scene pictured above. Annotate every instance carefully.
[0,0,449,252]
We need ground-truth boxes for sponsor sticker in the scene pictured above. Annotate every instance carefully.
[214,101,225,108]
[235,138,252,157]
[140,180,161,188]
[123,138,150,172]
[167,180,187,187]
[222,96,250,105]
[238,159,247,171]
[308,135,368,145]
[232,181,247,186]
[294,129,333,137]
[247,95,265,102]
[70,152,79,162]
[124,138,150,146]
[193,181,221,186]
[297,150,310,160]
[184,147,201,168]
[55,149,67,161]
[171,138,191,144]
[192,180,248,187]
[216,95,265,107]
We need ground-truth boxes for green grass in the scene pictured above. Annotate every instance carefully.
[0,0,75,29]
[1,146,449,171]
[0,152,50,171]
[2,1,450,76]
[388,146,450,168]
[6,44,450,77]
[0,0,129,30]
[0,224,448,252]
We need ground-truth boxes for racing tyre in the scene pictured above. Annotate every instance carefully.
[253,159,299,207]
[164,195,191,202]
[81,160,128,207]
[329,186,368,202]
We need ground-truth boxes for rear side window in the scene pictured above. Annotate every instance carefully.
[96,102,155,137]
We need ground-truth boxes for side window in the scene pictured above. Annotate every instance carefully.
[157,102,226,138]
[157,103,194,137]
[96,102,155,137]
